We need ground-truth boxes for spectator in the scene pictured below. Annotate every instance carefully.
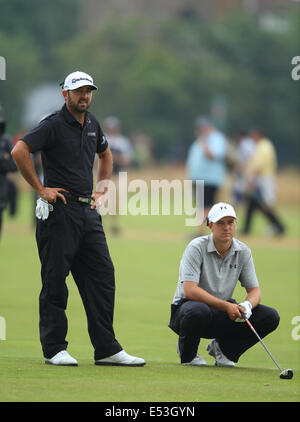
[0,105,17,238]
[103,116,135,235]
[186,116,228,235]
[232,130,256,205]
[242,128,285,236]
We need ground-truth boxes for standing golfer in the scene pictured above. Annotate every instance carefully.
[12,71,145,367]
[169,202,279,366]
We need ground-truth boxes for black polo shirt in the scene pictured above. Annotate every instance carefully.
[22,104,108,196]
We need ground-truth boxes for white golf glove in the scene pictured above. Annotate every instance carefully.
[35,198,53,221]
[236,300,252,322]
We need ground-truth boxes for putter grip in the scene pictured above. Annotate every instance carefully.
[240,310,247,320]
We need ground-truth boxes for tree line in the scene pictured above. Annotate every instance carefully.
[0,1,299,163]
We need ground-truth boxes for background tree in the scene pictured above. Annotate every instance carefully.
[0,1,299,163]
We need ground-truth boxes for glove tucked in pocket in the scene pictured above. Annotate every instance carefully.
[35,198,54,221]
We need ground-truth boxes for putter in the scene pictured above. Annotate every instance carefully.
[240,311,293,380]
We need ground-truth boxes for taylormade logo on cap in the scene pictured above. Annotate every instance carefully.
[63,71,98,91]
[207,202,237,223]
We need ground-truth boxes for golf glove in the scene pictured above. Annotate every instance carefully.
[35,198,53,221]
[236,300,252,322]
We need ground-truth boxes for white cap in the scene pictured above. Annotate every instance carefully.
[207,202,237,224]
[62,71,97,91]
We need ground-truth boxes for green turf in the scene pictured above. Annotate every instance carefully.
[0,189,299,402]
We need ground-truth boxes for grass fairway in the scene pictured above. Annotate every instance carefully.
[0,168,299,403]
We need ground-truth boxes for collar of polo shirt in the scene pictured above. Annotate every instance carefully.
[207,234,242,254]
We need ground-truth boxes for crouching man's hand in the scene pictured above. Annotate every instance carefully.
[235,300,252,322]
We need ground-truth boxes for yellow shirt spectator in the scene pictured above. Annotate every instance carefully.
[246,138,277,176]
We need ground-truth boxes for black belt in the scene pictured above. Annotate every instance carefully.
[64,193,94,205]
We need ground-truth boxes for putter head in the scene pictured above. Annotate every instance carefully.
[279,369,293,379]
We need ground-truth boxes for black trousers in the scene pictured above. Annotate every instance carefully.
[36,198,122,360]
[242,195,284,235]
[169,299,280,363]
[192,182,218,209]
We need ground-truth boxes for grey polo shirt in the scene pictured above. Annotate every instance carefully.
[172,234,259,305]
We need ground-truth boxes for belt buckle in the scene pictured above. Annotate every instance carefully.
[78,196,90,204]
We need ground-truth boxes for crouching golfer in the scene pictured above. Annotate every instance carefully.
[169,202,279,366]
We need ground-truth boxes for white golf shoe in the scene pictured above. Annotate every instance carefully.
[206,339,235,367]
[95,350,146,367]
[182,354,207,366]
[177,340,207,366]
[45,350,78,366]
